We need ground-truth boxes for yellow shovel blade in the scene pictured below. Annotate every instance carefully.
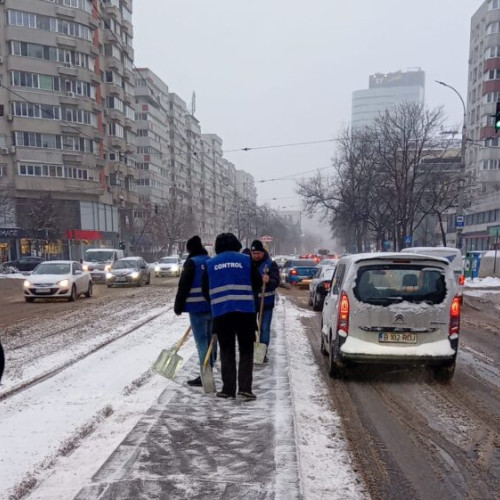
[253,342,267,364]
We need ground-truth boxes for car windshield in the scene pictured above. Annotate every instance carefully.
[159,257,178,264]
[354,264,447,305]
[33,263,70,275]
[84,250,114,262]
[114,260,137,269]
[321,268,335,280]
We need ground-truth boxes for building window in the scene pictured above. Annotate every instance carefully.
[19,162,90,180]
[489,0,500,10]
[487,21,500,35]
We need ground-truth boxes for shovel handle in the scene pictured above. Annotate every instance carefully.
[177,325,192,349]
[202,335,216,370]
[257,266,268,342]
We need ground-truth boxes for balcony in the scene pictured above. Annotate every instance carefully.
[63,153,83,164]
[57,64,79,77]
[56,36,77,49]
[56,6,76,19]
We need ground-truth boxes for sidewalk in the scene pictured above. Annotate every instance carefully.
[74,317,302,499]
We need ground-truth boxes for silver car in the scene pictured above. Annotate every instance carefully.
[320,253,460,381]
[106,257,151,287]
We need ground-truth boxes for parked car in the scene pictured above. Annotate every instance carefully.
[5,256,44,272]
[154,256,182,277]
[320,252,460,381]
[402,247,465,302]
[280,259,318,288]
[309,266,336,311]
[23,260,92,302]
[106,257,151,287]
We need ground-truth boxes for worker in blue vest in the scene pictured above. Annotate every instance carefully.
[202,233,262,400]
[174,235,214,387]
[250,239,280,361]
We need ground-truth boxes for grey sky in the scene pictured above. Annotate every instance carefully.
[134,1,477,212]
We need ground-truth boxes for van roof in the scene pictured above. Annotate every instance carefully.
[340,252,450,266]
[401,247,462,267]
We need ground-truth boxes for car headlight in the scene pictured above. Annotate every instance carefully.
[131,271,140,279]
[23,280,31,288]
[106,272,113,279]
[171,265,179,271]
[155,266,160,272]
[104,264,112,271]
[57,279,69,288]
[82,264,89,271]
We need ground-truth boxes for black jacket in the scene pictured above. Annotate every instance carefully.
[174,248,209,315]
[254,252,280,310]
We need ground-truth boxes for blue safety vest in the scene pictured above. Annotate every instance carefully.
[207,252,255,318]
[185,255,211,313]
[258,257,276,308]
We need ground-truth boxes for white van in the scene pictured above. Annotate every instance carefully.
[82,248,124,282]
[321,252,460,381]
[402,247,465,301]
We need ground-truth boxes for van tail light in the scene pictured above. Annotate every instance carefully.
[449,295,461,338]
[290,268,297,275]
[337,292,350,335]
[458,274,465,286]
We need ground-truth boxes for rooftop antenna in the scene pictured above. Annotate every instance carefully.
[190,91,196,116]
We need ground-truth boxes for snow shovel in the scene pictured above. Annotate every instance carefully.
[152,325,192,379]
[201,335,217,393]
[254,270,268,365]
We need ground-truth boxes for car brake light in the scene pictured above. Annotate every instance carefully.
[290,269,297,275]
[324,281,330,290]
[458,274,465,286]
[449,295,460,338]
[337,291,349,334]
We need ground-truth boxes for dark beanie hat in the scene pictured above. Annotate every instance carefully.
[215,233,242,254]
[186,235,203,253]
[251,239,265,252]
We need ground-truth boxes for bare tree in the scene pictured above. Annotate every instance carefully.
[151,197,192,256]
[0,184,15,226]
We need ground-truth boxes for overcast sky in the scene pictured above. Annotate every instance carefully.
[133,0,478,216]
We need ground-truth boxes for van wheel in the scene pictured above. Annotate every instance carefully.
[320,331,328,355]
[434,361,456,382]
[328,335,346,378]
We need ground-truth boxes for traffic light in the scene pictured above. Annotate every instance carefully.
[495,102,500,133]
[119,241,125,250]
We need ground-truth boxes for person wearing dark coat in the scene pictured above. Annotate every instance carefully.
[250,240,280,361]
[202,233,262,400]
[174,235,214,387]
[0,336,4,384]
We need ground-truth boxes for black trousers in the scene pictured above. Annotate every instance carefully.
[213,312,255,396]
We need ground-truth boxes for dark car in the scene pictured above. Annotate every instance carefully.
[280,259,318,288]
[309,266,336,311]
[4,256,44,272]
[106,257,151,287]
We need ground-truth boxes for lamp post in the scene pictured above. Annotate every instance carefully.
[435,80,467,250]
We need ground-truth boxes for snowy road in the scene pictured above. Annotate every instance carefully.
[0,278,365,499]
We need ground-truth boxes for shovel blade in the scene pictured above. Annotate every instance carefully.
[201,365,216,393]
[153,349,184,379]
[253,342,267,365]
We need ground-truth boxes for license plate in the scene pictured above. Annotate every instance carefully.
[35,288,51,294]
[378,332,417,344]
[115,277,126,282]
[91,273,100,278]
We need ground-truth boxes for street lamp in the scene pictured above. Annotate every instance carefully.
[435,80,467,250]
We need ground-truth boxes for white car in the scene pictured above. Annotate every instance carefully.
[321,252,460,381]
[154,256,182,277]
[23,260,92,302]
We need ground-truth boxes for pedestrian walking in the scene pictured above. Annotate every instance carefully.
[250,239,280,361]
[174,235,214,387]
[202,233,262,400]
[0,336,4,384]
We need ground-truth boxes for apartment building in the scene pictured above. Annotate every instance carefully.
[0,0,137,261]
[456,0,500,251]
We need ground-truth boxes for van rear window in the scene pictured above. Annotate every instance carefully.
[354,265,447,306]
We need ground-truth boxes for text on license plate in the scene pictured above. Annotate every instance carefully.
[36,288,51,294]
[115,277,126,282]
[378,332,417,344]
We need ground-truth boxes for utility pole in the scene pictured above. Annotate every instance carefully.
[435,80,466,251]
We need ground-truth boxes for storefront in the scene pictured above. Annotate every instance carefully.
[0,227,30,262]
